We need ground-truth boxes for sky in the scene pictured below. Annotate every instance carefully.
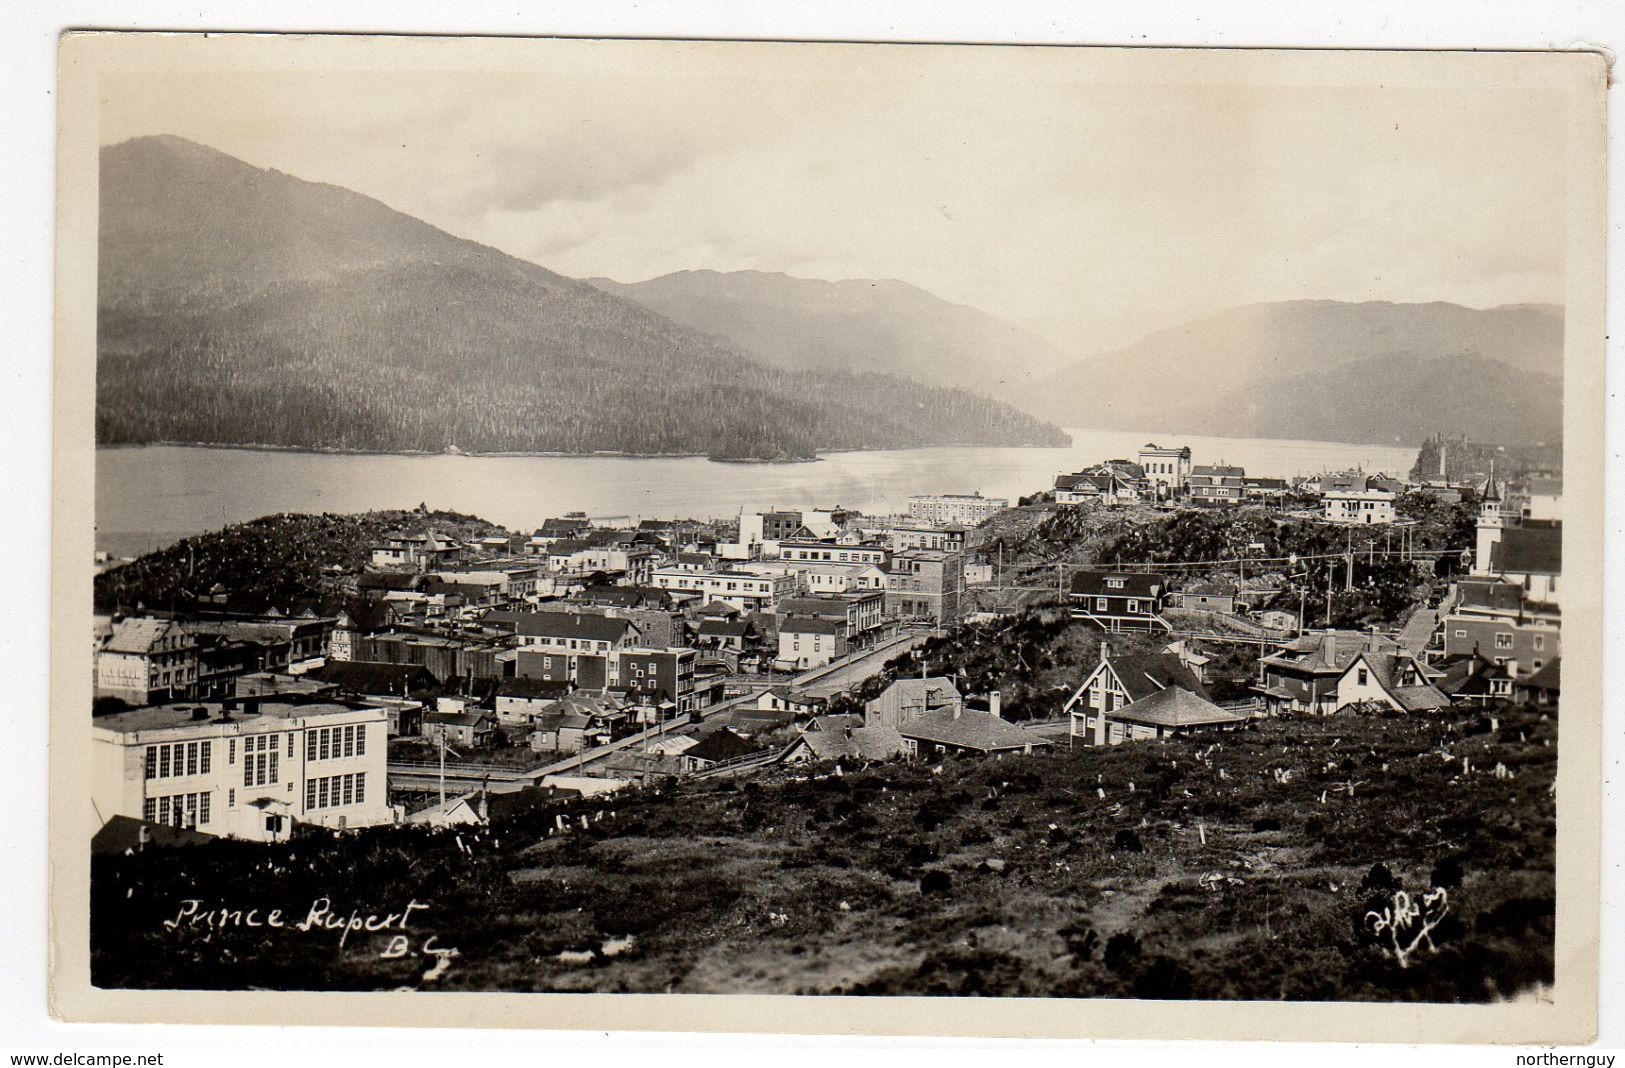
[99,48,1569,356]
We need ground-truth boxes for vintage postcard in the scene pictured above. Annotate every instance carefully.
[51,33,1605,1041]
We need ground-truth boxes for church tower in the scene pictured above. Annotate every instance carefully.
[1474,462,1507,575]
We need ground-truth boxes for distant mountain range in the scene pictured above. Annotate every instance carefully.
[96,135,1067,461]
[588,270,1074,398]
[592,273,1563,449]
[98,135,1561,460]
[1022,300,1564,446]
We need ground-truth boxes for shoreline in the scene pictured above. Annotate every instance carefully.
[90,427,1431,463]
[94,437,1076,464]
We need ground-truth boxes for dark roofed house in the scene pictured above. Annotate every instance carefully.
[1514,657,1560,708]
[572,584,676,611]
[1068,571,1169,632]
[898,707,1049,759]
[312,659,437,698]
[1177,580,1237,614]
[1257,629,1402,714]
[1434,652,1500,705]
[1064,646,1212,745]
[785,721,906,764]
[1102,686,1251,744]
[92,813,215,854]
[357,571,428,595]
[422,710,497,748]
[1189,464,1247,506]
[493,676,577,727]
[1335,649,1453,714]
[682,728,762,772]
[513,611,637,650]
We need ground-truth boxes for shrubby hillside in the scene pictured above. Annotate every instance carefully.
[91,709,1556,1000]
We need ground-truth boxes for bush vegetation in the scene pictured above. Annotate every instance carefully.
[92,705,1557,1000]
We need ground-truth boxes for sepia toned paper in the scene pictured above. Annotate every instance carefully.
[51,31,1606,1041]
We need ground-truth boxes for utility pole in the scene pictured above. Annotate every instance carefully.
[1324,563,1333,628]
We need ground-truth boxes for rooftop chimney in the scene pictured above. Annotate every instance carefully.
[1321,636,1337,669]
[1100,640,1110,666]
[989,690,1003,720]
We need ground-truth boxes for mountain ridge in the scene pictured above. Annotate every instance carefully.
[588,268,1076,397]
[1023,298,1563,445]
[96,135,1068,461]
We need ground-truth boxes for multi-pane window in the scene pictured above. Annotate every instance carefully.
[242,734,278,787]
[144,740,211,781]
[143,790,212,827]
[306,772,366,810]
[307,724,367,762]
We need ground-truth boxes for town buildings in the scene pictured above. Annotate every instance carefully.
[1068,571,1169,632]
[92,697,393,842]
[1320,473,1402,525]
[1257,630,1403,714]
[1063,647,1213,745]
[776,617,845,670]
[1188,464,1246,506]
[865,676,964,730]
[906,492,1007,526]
[887,522,968,554]
[1137,443,1192,500]
[1443,476,1562,678]
[95,618,199,706]
[652,567,799,614]
[884,549,964,626]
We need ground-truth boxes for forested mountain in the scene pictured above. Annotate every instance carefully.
[589,270,1074,399]
[1026,300,1563,445]
[97,136,1067,460]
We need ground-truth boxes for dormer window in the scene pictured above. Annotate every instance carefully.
[1107,578,1125,589]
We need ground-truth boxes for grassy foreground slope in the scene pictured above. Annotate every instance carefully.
[92,707,1555,1000]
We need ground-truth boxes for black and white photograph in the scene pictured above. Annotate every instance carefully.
[44,31,1606,1041]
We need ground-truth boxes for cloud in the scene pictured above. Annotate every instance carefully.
[100,61,1569,354]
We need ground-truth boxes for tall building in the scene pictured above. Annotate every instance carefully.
[95,617,199,706]
[1137,443,1192,500]
[91,697,392,842]
[884,549,964,626]
[906,493,1008,526]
